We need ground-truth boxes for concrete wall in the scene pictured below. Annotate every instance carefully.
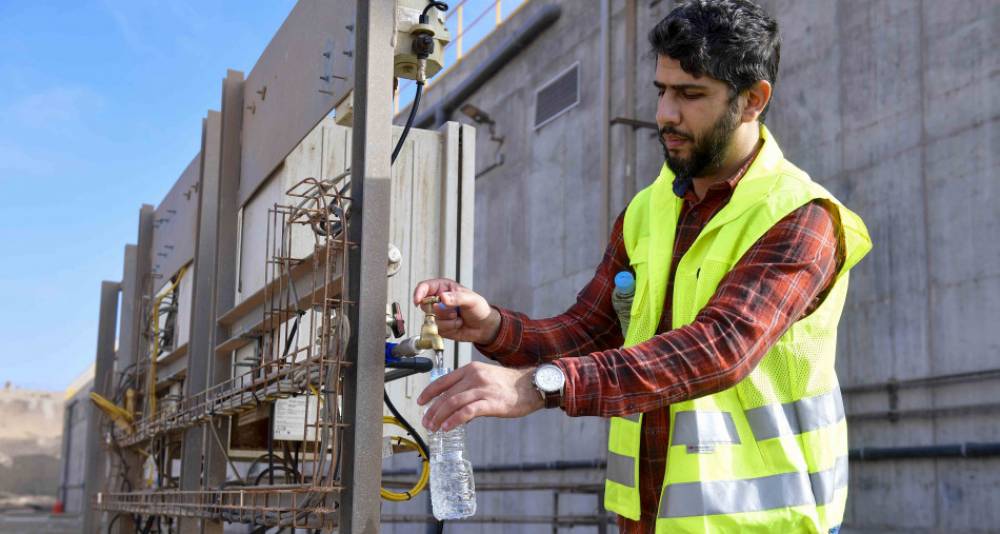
[389,0,999,532]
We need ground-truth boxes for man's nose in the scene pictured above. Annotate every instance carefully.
[657,96,680,129]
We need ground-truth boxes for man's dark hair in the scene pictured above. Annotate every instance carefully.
[649,0,780,119]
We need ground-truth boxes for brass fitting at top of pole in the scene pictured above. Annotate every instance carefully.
[415,296,445,352]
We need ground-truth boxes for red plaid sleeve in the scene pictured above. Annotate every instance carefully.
[475,211,629,366]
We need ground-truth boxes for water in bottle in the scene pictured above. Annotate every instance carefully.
[612,271,635,334]
[427,354,477,520]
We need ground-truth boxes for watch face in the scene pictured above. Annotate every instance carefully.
[535,365,565,392]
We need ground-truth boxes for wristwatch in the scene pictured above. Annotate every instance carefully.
[532,363,566,409]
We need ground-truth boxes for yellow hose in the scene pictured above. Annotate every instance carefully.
[147,265,188,417]
[381,415,430,501]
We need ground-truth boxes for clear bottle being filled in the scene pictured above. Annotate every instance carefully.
[612,270,635,334]
[426,350,477,520]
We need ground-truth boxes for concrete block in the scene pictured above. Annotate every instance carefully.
[933,459,1000,530]
[847,460,937,530]
[929,275,1000,374]
[924,120,999,287]
[838,0,923,173]
[922,0,999,138]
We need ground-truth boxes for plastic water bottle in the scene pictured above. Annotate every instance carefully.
[427,365,477,520]
[612,271,635,334]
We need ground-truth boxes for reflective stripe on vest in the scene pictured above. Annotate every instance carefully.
[671,411,740,448]
[745,389,845,441]
[659,456,848,518]
[607,451,636,488]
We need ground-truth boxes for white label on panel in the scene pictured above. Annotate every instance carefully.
[273,395,318,441]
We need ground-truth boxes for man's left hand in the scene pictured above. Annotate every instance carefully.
[418,362,545,432]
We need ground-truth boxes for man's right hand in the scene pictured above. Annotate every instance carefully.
[413,278,501,345]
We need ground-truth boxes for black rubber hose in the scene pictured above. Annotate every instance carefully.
[391,81,425,164]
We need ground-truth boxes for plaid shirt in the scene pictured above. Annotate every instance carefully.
[477,151,841,532]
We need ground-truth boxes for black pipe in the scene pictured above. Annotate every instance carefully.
[384,443,1000,478]
[413,4,562,129]
[842,367,1000,394]
[383,458,605,478]
[850,442,1000,461]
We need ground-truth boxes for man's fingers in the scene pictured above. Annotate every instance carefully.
[435,317,464,333]
[413,279,460,306]
[439,290,480,312]
[416,366,466,406]
[440,399,492,432]
[434,304,460,320]
[422,388,485,431]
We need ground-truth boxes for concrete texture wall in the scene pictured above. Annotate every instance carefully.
[385,0,999,532]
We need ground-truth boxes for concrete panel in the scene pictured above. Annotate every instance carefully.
[924,120,999,287]
[933,459,1000,531]
[838,0,923,175]
[239,0,355,205]
[151,153,201,286]
[921,0,1000,139]
[847,460,937,530]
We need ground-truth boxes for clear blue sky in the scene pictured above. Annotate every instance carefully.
[0,0,520,392]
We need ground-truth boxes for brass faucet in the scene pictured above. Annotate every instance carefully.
[415,296,445,352]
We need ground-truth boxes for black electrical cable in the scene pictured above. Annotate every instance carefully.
[383,389,444,532]
[383,389,428,464]
[420,1,448,20]
[391,81,425,164]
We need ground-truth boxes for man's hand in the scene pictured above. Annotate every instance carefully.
[413,278,501,345]
[418,362,544,432]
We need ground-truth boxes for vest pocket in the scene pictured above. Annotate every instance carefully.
[671,410,741,454]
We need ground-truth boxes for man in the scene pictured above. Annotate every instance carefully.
[415,0,871,532]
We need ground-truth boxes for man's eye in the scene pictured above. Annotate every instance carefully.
[683,93,703,100]
[656,90,665,97]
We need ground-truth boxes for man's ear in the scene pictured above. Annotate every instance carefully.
[741,80,772,123]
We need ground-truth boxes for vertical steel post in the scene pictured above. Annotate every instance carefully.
[109,208,153,534]
[623,0,637,201]
[340,0,394,532]
[599,0,613,237]
[82,281,121,534]
[200,70,245,534]
[179,110,224,534]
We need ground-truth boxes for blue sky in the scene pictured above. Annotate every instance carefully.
[0,0,520,392]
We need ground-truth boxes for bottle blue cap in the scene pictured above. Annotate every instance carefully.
[614,271,635,293]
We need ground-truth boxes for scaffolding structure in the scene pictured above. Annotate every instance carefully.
[97,178,351,530]
[82,2,397,533]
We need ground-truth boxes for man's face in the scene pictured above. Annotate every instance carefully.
[654,56,742,180]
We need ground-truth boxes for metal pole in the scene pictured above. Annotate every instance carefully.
[599,0,612,237]
[623,0,637,202]
[109,208,153,534]
[339,1,394,532]
[178,110,224,534]
[200,69,244,534]
[82,281,121,534]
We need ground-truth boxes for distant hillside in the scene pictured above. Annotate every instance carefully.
[0,384,64,496]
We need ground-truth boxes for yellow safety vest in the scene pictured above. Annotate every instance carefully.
[604,125,871,533]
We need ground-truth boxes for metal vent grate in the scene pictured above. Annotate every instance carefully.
[534,63,579,129]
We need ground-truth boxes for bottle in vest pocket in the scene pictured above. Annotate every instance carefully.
[612,271,635,335]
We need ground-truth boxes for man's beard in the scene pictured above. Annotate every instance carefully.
[660,99,741,181]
